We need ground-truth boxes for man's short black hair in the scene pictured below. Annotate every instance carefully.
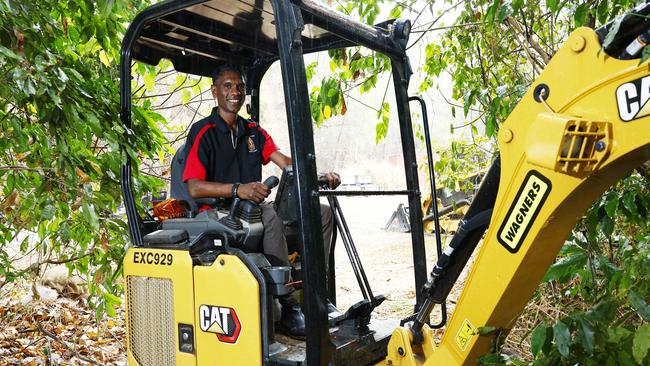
[212,64,243,85]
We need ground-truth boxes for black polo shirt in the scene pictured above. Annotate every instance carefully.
[182,108,278,184]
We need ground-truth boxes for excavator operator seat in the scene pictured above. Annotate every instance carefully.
[169,143,197,211]
[169,143,224,215]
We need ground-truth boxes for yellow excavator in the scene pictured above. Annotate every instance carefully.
[118,0,650,365]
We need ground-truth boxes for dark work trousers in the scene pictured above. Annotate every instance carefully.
[260,201,333,272]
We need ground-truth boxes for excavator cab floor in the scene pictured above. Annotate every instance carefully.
[272,318,398,366]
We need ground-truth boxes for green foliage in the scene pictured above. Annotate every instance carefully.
[335,0,416,28]
[308,1,413,141]
[633,324,650,364]
[310,46,393,139]
[375,102,390,143]
[309,77,347,127]
[0,0,166,317]
[433,136,493,192]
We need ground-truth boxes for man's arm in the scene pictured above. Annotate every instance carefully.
[269,151,341,189]
[186,179,270,203]
[270,150,292,170]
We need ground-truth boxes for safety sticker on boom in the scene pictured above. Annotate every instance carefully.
[497,171,551,253]
[199,305,242,343]
[455,319,476,351]
[616,75,650,122]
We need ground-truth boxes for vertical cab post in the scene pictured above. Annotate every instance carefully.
[271,0,331,364]
[391,58,429,308]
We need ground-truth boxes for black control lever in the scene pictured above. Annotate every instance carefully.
[221,197,244,230]
[219,176,279,231]
[263,176,280,190]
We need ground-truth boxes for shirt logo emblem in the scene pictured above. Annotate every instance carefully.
[247,136,257,152]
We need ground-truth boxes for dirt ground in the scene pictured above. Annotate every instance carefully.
[330,196,466,321]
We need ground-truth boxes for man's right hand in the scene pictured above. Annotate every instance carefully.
[237,182,271,203]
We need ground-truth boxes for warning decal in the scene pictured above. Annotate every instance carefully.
[497,171,551,253]
[455,319,476,351]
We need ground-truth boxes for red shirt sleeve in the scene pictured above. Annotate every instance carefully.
[258,126,279,165]
[182,124,216,182]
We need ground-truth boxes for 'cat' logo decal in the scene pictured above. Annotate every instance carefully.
[199,305,241,343]
[616,75,650,122]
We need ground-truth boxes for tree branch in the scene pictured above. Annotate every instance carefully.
[136,77,203,101]
[40,252,93,265]
[150,74,191,107]
[0,105,16,124]
[435,85,482,114]
[411,21,486,33]
[503,17,544,74]
[504,16,550,65]
[140,170,171,181]
[476,44,492,104]
[0,165,50,172]
[407,0,465,50]
[451,111,487,131]
[344,94,380,112]
[36,323,101,365]
[152,98,208,111]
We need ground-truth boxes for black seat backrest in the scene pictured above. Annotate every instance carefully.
[274,166,298,224]
[274,167,301,251]
[170,143,199,213]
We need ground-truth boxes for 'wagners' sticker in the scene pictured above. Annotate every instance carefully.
[497,171,551,253]
[616,75,650,122]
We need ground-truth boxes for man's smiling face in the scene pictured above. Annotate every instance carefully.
[212,70,245,116]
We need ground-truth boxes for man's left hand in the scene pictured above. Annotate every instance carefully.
[321,172,341,189]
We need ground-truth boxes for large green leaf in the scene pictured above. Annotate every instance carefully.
[577,318,595,354]
[629,291,650,322]
[607,327,633,343]
[531,323,551,356]
[543,251,588,282]
[547,0,560,12]
[553,321,571,357]
[633,324,650,364]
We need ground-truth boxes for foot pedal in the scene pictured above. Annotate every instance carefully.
[329,295,386,328]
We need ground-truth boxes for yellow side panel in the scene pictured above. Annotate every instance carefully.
[194,254,262,366]
[124,248,196,366]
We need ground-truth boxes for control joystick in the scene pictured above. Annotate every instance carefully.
[220,197,244,230]
[219,176,279,231]
[262,176,280,190]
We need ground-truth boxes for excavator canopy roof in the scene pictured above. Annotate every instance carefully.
[129,0,373,77]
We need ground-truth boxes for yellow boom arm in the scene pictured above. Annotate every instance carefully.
[386,27,650,366]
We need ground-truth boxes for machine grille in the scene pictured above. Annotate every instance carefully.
[558,120,609,173]
[126,276,176,366]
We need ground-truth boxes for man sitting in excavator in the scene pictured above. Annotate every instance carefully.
[182,64,341,339]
